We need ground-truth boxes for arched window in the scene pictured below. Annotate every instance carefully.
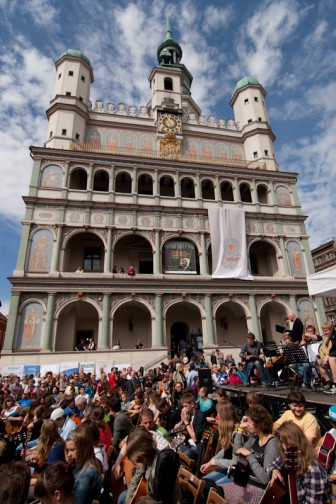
[257,185,268,204]
[138,174,153,195]
[181,177,195,198]
[160,176,175,197]
[93,170,109,192]
[201,179,215,200]
[69,168,87,190]
[164,77,173,91]
[240,183,252,203]
[115,172,132,193]
[220,182,234,202]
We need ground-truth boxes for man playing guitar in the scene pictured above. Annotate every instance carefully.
[315,322,336,393]
[239,332,270,385]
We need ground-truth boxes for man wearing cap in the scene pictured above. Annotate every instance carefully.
[50,407,77,441]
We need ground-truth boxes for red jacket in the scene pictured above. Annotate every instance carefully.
[228,374,242,385]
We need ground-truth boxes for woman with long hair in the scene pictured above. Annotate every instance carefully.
[200,400,240,477]
[91,405,112,452]
[268,421,329,503]
[219,405,279,502]
[29,419,65,468]
[65,424,102,504]
[34,461,75,504]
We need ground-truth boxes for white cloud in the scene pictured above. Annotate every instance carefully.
[203,5,234,33]
[236,0,302,86]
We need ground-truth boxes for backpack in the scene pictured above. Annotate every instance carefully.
[151,448,180,504]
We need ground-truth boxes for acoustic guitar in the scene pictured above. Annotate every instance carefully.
[318,432,336,472]
[319,323,335,360]
[259,446,299,504]
[129,475,147,504]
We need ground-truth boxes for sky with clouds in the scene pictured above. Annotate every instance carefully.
[0,0,336,315]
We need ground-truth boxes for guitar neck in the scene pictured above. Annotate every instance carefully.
[287,473,298,504]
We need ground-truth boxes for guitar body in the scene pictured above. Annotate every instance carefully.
[319,339,332,360]
[318,432,336,472]
[196,427,211,476]
[259,477,289,504]
[233,454,250,487]
[129,476,147,504]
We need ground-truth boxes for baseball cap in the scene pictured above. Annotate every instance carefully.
[329,405,336,421]
[50,407,65,421]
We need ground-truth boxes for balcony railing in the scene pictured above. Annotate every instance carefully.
[69,142,267,170]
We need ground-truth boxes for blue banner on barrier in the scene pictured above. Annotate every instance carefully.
[23,365,41,376]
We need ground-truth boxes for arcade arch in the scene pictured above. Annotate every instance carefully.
[249,240,279,276]
[214,300,249,348]
[115,172,132,193]
[69,168,87,190]
[165,301,203,355]
[259,300,288,343]
[55,299,99,351]
[63,231,105,272]
[112,301,152,348]
[113,234,153,274]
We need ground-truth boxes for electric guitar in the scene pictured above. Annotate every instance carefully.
[318,432,336,472]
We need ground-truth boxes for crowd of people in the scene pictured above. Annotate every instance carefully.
[0,320,336,503]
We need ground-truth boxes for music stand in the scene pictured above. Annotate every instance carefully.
[263,341,282,358]
[282,344,309,364]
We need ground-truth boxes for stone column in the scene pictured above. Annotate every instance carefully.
[233,177,241,207]
[2,294,20,351]
[50,226,63,272]
[98,294,110,350]
[154,169,160,205]
[104,228,112,273]
[200,233,208,275]
[302,238,315,274]
[13,223,31,274]
[87,163,93,201]
[154,231,161,274]
[203,295,215,346]
[290,184,302,214]
[248,295,261,341]
[215,175,221,203]
[61,162,70,199]
[153,295,164,347]
[40,293,56,351]
[269,181,279,214]
[132,166,138,204]
[289,295,297,314]
[195,173,202,208]
[279,237,290,276]
[175,172,181,207]
[28,157,42,197]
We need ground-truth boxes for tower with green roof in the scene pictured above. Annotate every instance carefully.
[230,75,277,171]
[149,17,200,123]
[45,49,94,149]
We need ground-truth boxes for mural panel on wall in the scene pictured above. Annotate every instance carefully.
[275,186,292,206]
[16,302,43,351]
[40,164,63,188]
[298,299,316,329]
[287,240,306,276]
[164,240,196,274]
[28,229,53,272]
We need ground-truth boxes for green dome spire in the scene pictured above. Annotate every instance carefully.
[157,17,182,66]
[56,49,92,68]
[165,15,172,41]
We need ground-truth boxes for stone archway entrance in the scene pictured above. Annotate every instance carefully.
[56,300,99,351]
[260,301,288,343]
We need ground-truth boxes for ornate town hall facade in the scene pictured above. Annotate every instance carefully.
[2,23,325,369]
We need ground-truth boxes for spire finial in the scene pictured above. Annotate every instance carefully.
[165,15,172,41]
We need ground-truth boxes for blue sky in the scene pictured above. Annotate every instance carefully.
[1,0,336,315]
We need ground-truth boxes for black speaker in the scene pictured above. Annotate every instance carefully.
[198,368,212,389]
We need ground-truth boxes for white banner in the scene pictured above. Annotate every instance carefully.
[40,364,60,377]
[79,362,95,375]
[2,364,24,377]
[59,361,79,377]
[208,207,254,280]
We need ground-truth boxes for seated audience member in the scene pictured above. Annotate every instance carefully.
[225,353,236,367]
[228,366,243,385]
[91,405,112,452]
[65,426,102,504]
[211,365,221,387]
[197,386,215,414]
[117,426,181,504]
[86,337,96,351]
[0,461,31,504]
[157,397,181,432]
[245,390,263,407]
[83,419,108,473]
[134,339,144,349]
[174,392,207,460]
[109,396,133,451]
[23,419,65,484]
[268,421,329,503]
[200,400,240,479]
[236,362,247,383]
[172,382,184,407]
[273,390,320,446]
[218,363,229,385]
[186,362,198,388]
[217,405,279,501]
[190,375,199,398]
[127,391,145,421]
[34,461,75,504]
[317,405,336,498]
[75,338,86,351]
[50,407,77,441]
[120,391,132,411]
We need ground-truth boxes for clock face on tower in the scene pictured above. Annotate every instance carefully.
[158,113,182,134]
